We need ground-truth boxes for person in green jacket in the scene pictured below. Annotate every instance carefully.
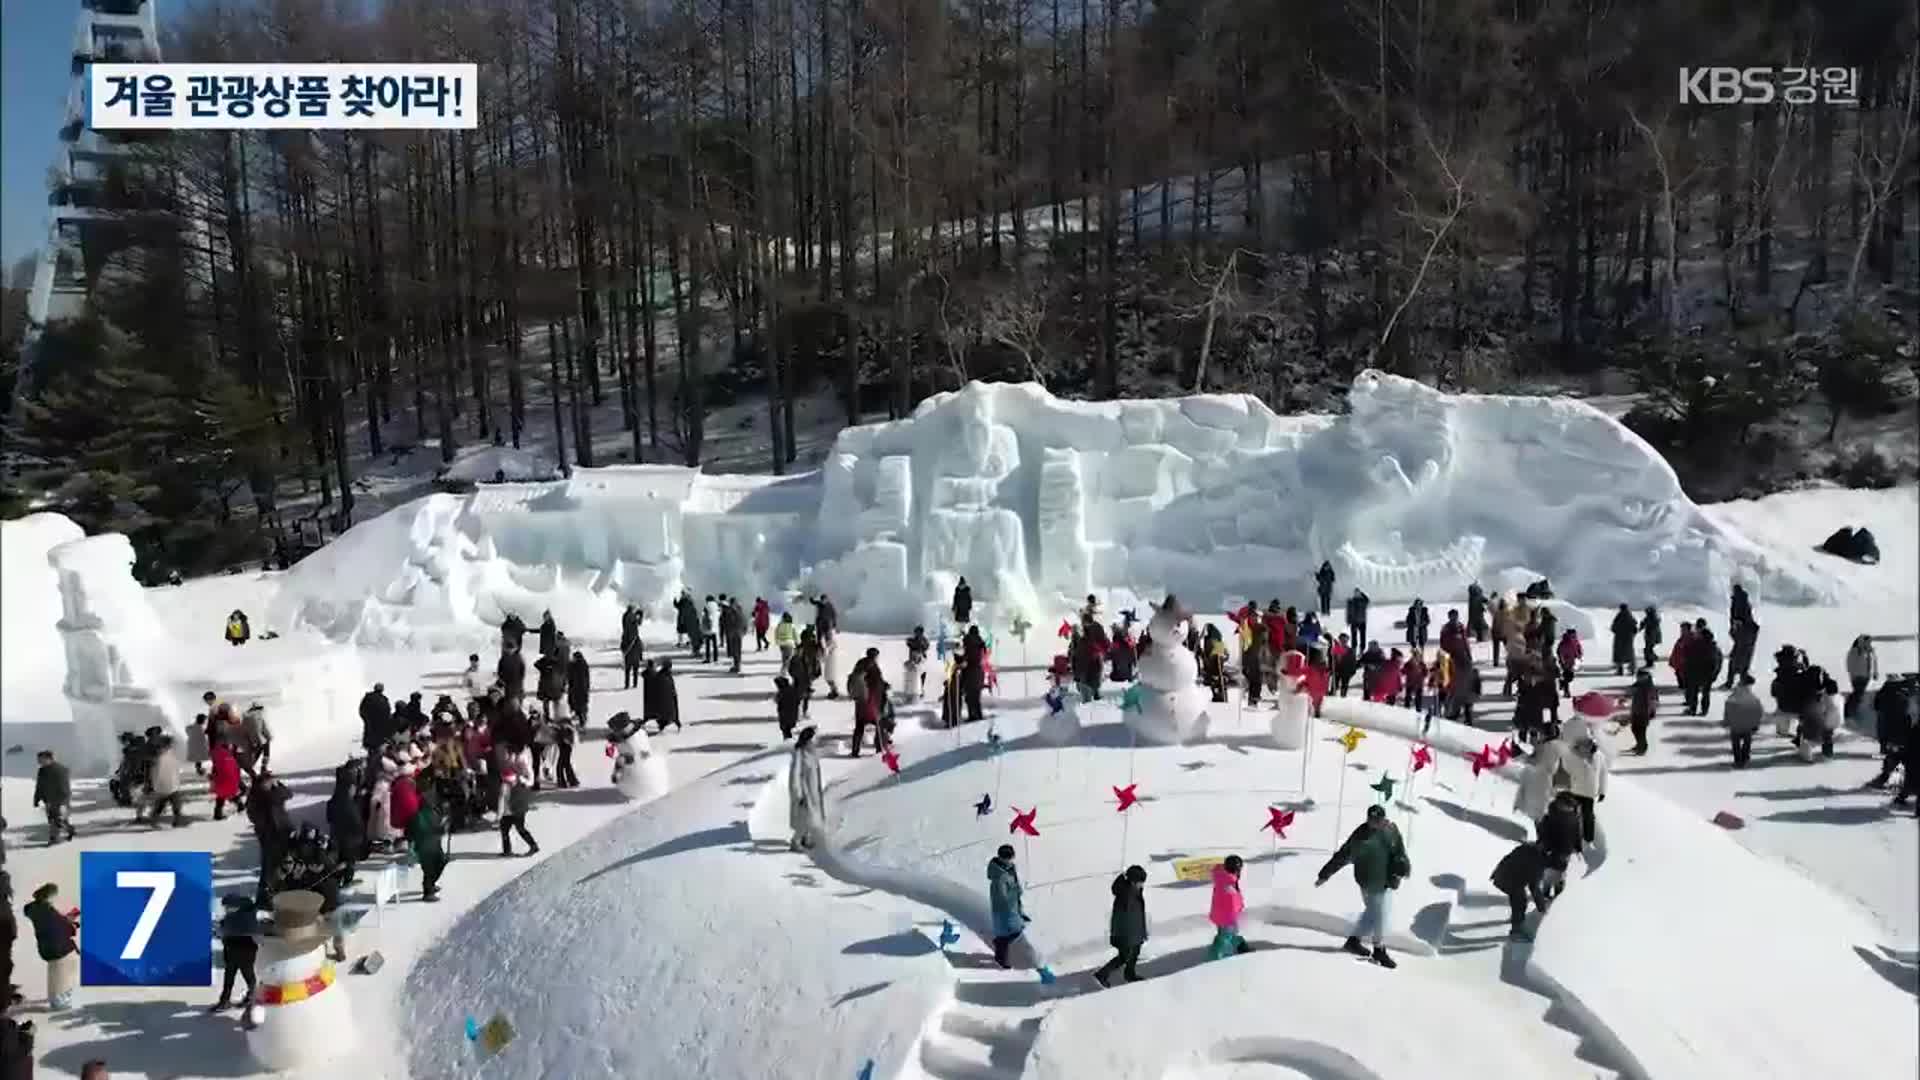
[406,792,448,903]
[1315,804,1411,969]
[1093,865,1148,986]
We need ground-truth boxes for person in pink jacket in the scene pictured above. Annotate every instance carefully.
[1208,855,1252,960]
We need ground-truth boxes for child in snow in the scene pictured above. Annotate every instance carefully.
[1094,865,1149,987]
[987,844,1030,968]
[1315,804,1411,968]
[1207,856,1252,960]
[774,676,802,740]
[1490,841,1557,941]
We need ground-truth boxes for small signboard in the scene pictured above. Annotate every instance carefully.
[477,1012,516,1056]
[1172,856,1226,883]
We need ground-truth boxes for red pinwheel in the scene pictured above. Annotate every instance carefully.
[1057,619,1073,639]
[1469,744,1497,776]
[1264,806,1296,838]
[1410,744,1434,773]
[1113,784,1139,812]
[881,748,900,774]
[1009,807,1040,837]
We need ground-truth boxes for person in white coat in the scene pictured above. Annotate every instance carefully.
[497,742,539,856]
[1513,741,1557,825]
[788,726,825,851]
[1844,636,1879,718]
[1551,714,1608,843]
[368,757,399,850]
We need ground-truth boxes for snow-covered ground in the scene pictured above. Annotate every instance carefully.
[2,387,1916,1079]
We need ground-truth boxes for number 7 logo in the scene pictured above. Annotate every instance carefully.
[116,870,176,961]
[81,851,214,988]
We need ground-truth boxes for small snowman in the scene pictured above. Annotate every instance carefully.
[244,890,357,1071]
[1268,649,1312,749]
[607,713,670,803]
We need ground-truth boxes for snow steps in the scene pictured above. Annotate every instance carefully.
[917,949,1046,1080]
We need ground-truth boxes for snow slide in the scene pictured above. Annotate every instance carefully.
[271,376,1837,647]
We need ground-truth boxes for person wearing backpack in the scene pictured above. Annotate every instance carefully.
[1315,805,1411,969]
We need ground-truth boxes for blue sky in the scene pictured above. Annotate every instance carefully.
[1,0,72,272]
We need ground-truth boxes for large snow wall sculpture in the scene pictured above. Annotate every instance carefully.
[274,374,1836,646]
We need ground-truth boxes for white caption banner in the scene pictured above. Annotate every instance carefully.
[89,63,479,130]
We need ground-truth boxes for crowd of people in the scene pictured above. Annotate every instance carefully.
[5,564,1912,1070]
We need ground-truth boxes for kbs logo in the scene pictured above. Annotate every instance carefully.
[79,851,215,987]
[1679,67,1860,106]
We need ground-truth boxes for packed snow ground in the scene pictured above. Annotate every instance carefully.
[2,484,1915,1079]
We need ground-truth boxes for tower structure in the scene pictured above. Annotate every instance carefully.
[24,0,163,340]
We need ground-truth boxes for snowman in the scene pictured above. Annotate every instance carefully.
[1269,649,1312,749]
[607,713,671,802]
[245,890,357,1071]
[1125,596,1213,745]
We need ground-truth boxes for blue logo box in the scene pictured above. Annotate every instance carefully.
[79,851,214,988]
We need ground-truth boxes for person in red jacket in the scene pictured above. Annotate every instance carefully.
[1373,650,1405,704]
[1402,652,1428,712]
[752,598,772,651]
[1263,602,1288,655]
[389,764,422,835]
[1555,629,1584,695]
[209,743,244,821]
[1304,649,1331,717]
[1668,623,1694,688]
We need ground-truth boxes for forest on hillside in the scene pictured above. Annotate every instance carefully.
[1,0,1916,579]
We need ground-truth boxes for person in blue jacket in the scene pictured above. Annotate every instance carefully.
[987,844,1029,969]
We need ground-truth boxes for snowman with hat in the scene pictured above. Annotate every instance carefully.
[243,888,358,1070]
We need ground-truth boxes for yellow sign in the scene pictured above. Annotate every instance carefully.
[478,1013,516,1056]
[1172,856,1227,883]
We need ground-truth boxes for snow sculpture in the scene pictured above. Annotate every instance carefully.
[610,723,670,803]
[246,892,357,1071]
[1125,599,1211,745]
[1,513,84,730]
[274,376,1839,646]
[1269,650,1311,750]
[48,534,184,774]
